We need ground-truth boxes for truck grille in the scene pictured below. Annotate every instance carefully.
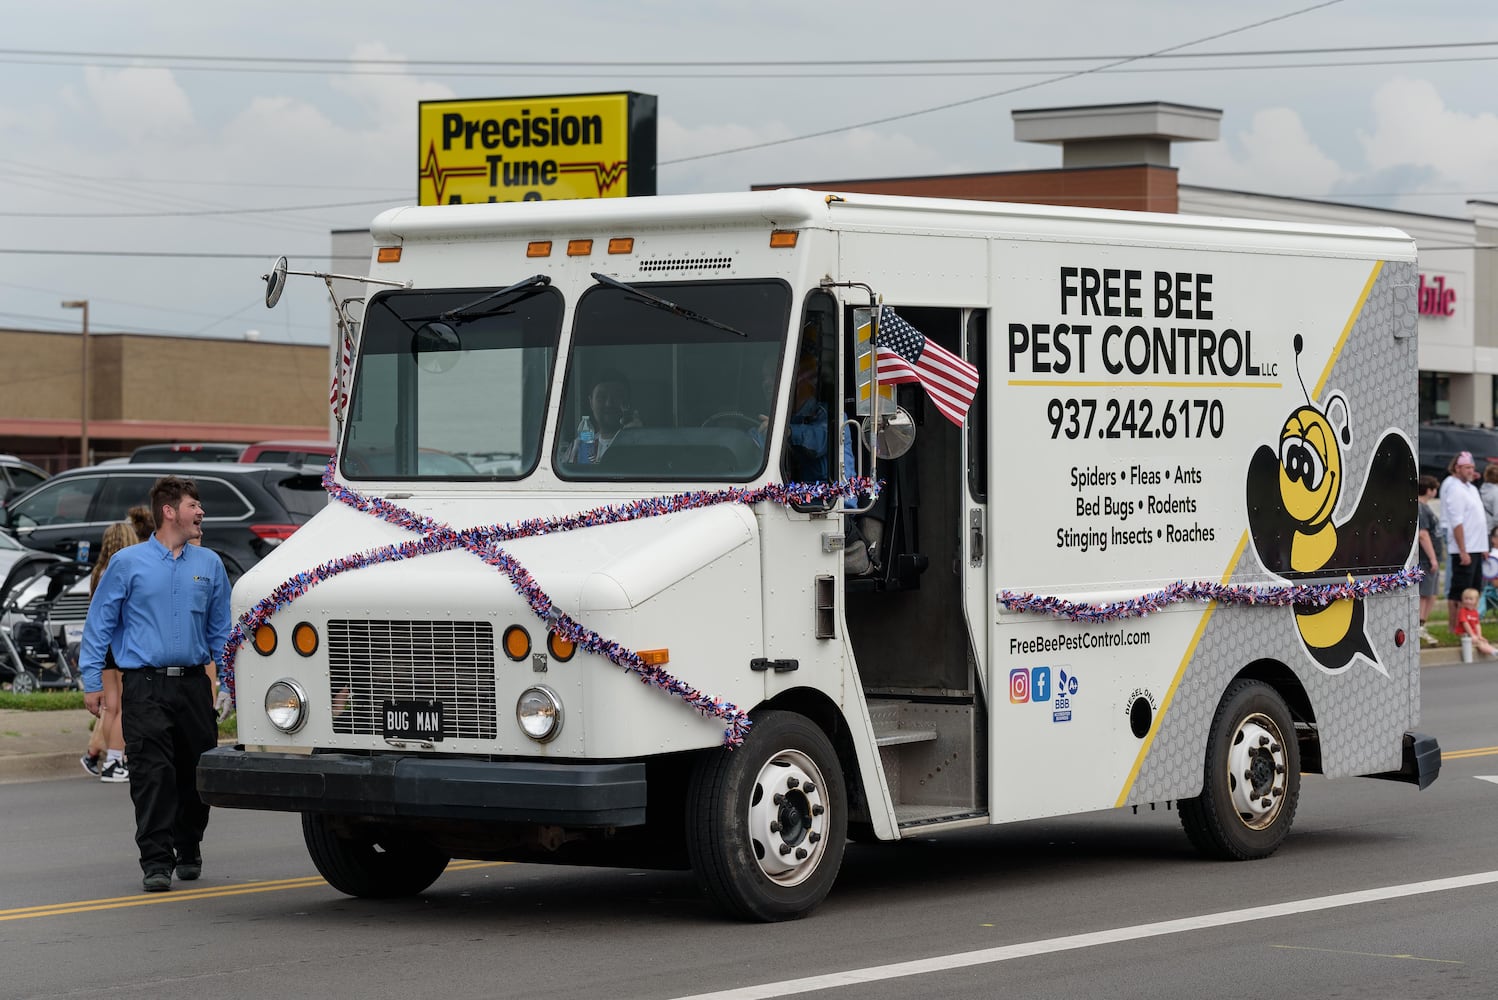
[327,619,497,740]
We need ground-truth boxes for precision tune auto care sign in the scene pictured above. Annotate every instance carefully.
[417,92,657,205]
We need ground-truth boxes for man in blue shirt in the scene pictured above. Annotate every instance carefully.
[82,476,232,893]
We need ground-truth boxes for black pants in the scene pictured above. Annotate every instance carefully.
[120,668,217,874]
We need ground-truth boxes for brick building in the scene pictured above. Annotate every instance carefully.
[0,328,329,471]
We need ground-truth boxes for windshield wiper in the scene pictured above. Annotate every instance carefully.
[591,272,747,337]
[441,274,551,322]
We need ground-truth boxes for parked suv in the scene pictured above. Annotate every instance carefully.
[0,462,327,583]
[0,454,48,504]
[129,442,248,464]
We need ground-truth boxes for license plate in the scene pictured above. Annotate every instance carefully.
[382,700,444,743]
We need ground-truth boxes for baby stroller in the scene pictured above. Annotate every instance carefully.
[0,553,90,694]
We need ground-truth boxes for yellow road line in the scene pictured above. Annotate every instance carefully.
[1440,746,1498,760]
[0,859,505,922]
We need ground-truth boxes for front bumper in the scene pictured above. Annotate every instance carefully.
[197,747,647,827]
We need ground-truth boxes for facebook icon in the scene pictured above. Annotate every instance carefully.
[1030,666,1052,703]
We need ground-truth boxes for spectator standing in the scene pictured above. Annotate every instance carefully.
[80,521,141,781]
[1481,465,1498,535]
[1440,451,1488,627]
[79,477,231,893]
[1416,476,1442,646]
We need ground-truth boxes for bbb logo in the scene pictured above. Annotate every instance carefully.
[1009,666,1053,705]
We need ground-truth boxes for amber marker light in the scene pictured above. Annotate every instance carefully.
[769,230,799,248]
[503,625,532,661]
[376,247,402,263]
[567,239,594,257]
[292,622,319,657]
[526,241,553,258]
[548,632,577,662]
[607,237,634,254]
[253,623,277,656]
[638,648,670,666]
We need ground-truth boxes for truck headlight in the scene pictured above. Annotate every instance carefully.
[516,686,562,742]
[265,678,308,733]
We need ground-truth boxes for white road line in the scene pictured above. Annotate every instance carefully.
[1477,776,1498,785]
[671,870,1498,1000]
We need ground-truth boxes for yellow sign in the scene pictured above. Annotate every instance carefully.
[417,92,657,205]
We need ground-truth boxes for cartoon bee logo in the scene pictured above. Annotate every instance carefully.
[1245,335,1417,671]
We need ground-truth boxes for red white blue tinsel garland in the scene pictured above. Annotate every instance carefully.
[997,567,1423,624]
[220,460,880,748]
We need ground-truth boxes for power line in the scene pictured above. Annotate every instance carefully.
[0,197,402,219]
[663,0,1350,166]
[0,249,363,260]
[0,37,1491,69]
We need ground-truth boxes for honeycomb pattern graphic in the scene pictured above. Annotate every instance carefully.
[1129,261,1420,803]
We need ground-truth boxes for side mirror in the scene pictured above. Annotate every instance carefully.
[864,404,916,460]
[263,256,289,309]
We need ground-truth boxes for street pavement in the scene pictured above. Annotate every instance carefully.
[0,646,1471,785]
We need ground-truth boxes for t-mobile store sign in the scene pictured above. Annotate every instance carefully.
[1419,273,1457,317]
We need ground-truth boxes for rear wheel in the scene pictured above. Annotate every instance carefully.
[301,813,450,898]
[10,671,38,695]
[686,710,848,921]
[1179,679,1301,860]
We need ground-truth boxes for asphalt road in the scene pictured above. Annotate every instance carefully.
[5,663,1497,1000]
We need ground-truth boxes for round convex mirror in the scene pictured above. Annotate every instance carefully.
[864,405,916,460]
[411,321,464,373]
[263,256,289,309]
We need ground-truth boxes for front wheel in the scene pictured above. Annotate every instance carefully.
[1179,679,1301,860]
[686,710,848,921]
[301,813,450,898]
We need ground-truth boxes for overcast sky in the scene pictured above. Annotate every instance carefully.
[2,0,1495,351]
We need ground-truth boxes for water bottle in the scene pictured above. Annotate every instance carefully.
[576,416,598,464]
[1461,634,1474,663]
[76,539,91,564]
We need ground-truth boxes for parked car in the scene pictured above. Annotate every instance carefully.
[0,462,327,583]
[240,439,335,469]
[1418,423,1498,481]
[129,442,248,464]
[0,454,48,503]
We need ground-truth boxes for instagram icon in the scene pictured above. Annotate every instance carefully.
[1009,668,1030,704]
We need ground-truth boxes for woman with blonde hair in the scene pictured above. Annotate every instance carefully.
[80,521,140,782]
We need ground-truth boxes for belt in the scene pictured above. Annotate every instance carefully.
[138,665,201,677]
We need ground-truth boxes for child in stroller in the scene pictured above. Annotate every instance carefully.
[0,553,90,693]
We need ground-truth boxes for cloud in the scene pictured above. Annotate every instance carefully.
[331,42,458,125]
[659,115,976,195]
[1177,107,1344,197]
[1360,78,1498,192]
[81,65,195,141]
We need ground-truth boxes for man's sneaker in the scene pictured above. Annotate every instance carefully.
[175,853,202,881]
[1419,625,1439,646]
[99,759,130,783]
[80,753,101,777]
[142,871,172,893]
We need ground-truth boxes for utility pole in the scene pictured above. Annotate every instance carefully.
[62,299,89,464]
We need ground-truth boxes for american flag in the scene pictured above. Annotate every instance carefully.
[874,307,979,427]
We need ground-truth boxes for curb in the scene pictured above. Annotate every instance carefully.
[0,751,92,786]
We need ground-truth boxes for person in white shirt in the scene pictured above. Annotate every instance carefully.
[1439,451,1488,625]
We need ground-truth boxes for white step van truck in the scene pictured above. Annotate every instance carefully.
[199,189,1439,921]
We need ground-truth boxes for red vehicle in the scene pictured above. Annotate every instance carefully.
[239,440,335,469]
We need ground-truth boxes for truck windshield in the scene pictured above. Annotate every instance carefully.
[343,285,564,480]
[555,279,791,481]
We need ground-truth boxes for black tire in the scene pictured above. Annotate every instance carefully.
[686,710,848,921]
[1179,679,1301,861]
[301,813,450,898]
